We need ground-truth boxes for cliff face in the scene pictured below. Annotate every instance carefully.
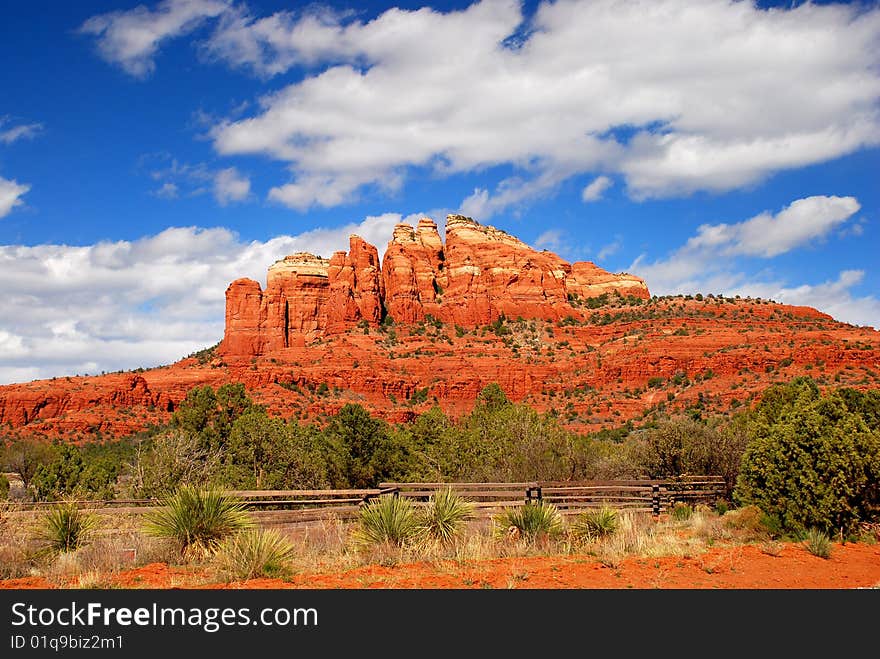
[220,214,650,358]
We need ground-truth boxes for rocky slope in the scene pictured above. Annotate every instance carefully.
[1,215,878,439]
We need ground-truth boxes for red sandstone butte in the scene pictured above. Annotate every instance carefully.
[1,214,878,439]
[219,214,650,359]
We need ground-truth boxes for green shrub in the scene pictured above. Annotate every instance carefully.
[352,495,420,548]
[803,528,832,559]
[215,529,296,581]
[0,473,9,499]
[572,506,618,542]
[417,488,474,545]
[144,486,252,558]
[40,501,98,554]
[721,505,765,533]
[494,502,564,542]
[735,382,880,536]
[633,415,750,498]
[670,502,693,521]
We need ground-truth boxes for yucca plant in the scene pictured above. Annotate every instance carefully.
[671,502,693,521]
[572,506,619,543]
[494,501,564,543]
[417,488,474,545]
[215,529,296,581]
[803,528,832,559]
[352,495,420,548]
[40,501,98,554]
[144,486,252,558]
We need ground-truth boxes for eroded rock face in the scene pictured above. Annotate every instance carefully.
[223,278,265,357]
[567,262,650,301]
[220,214,650,357]
[441,214,572,324]
[382,220,447,324]
[326,237,385,331]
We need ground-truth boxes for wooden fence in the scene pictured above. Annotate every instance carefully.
[7,477,725,527]
[379,476,726,517]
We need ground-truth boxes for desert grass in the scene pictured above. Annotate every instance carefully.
[584,510,722,568]
[0,502,46,579]
[416,488,474,547]
[43,513,177,587]
[492,501,565,544]
[720,504,773,542]
[351,495,421,550]
[571,506,619,544]
[214,528,297,581]
[3,501,872,587]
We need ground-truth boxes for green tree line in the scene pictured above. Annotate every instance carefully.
[2,378,878,536]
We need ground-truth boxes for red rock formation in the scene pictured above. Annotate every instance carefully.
[327,237,384,331]
[567,262,650,301]
[6,214,876,440]
[221,214,650,356]
[326,251,360,332]
[349,236,384,326]
[441,214,572,324]
[222,278,265,357]
[265,253,330,338]
[382,221,446,324]
[1,295,878,439]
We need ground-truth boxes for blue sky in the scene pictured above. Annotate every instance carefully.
[1,0,879,383]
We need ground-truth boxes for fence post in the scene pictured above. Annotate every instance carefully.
[525,486,542,505]
[652,484,661,517]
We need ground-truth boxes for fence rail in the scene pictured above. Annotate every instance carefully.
[7,477,725,526]
[379,476,725,517]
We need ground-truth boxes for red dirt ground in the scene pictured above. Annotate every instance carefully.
[2,542,878,589]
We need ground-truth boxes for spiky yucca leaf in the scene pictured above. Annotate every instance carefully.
[144,486,252,558]
[803,528,832,559]
[215,529,296,580]
[352,495,420,548]
[417,488,474,545]
[572,506,619,542]
[40,501,98,553]
[494,501,564,542]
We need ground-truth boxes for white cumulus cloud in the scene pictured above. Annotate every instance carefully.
[582,176,613,202]
[153,181,179,199]
[202,0,880,211]
[631,195,861,291]
[0,119,43,145]
[628,195,877,328]
[0,214,406,384]
[213,167,250,205]
[80,0,230,77]
[0,177,30,218]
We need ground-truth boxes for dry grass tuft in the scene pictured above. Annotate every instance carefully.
[721,505,769,541]
[0,503,46,579]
